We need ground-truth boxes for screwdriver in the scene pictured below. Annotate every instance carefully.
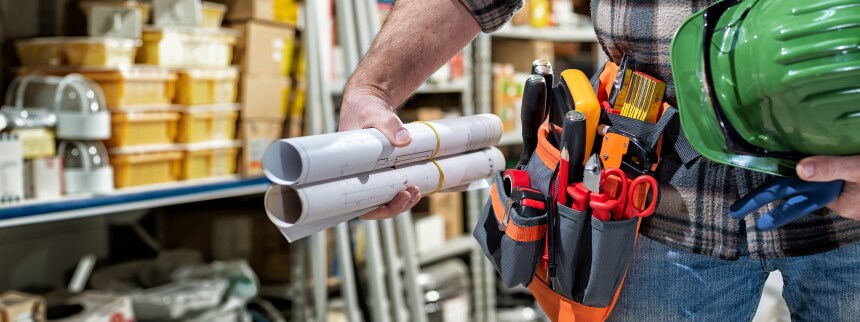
[562,110,587,185]
[517,75,548,168]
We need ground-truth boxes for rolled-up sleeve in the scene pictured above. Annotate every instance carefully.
[458,0,523,33]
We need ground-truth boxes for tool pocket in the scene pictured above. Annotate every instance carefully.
[552,203,590,299]
[474,171,548,288]
[579,217,640,307]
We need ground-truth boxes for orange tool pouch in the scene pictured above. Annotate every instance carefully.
[474,62,679,322]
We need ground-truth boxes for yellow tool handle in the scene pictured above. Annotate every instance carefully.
[560,69,601,166]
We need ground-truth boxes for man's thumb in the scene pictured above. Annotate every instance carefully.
[797,156,860,182]
[376,113,412,147]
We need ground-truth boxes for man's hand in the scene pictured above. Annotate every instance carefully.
[336,0,481,220]
[797,155,860,219]
[339,90,421,220]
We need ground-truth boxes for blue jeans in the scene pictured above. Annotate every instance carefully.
[607,235,860,321]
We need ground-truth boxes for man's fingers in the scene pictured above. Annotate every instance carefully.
[797,155,860,182]
[360,190,413,220]
[405,186,422,209]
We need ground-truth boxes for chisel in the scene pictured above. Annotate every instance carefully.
[517,75,548,168]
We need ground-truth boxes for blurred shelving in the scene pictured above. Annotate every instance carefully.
[0,176,270,228]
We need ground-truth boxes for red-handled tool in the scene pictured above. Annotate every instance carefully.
[503,169,531,196]
[590,168,629,221]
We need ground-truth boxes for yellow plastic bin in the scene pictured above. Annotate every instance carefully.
[107,110,180,147]
[74,67,177,108]
[179,141,240,180]
[15,37,140,67]
[110,146,183,188]
[176,104,239,143]
[138,27,237,67]
[202,2,227,28]
[174,67,239,105]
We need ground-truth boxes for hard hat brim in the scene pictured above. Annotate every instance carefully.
[670,5,798,177]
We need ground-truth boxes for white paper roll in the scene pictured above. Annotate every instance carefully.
[265,147,506,242]
[262,114,503,186]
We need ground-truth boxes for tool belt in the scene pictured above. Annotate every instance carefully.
[474,61,681,321]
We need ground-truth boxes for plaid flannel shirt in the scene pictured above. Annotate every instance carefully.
[461,0,860,260]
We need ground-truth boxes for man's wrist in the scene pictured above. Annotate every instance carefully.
[343,82,396,111]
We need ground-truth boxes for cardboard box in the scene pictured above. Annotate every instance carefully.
[239,76,290,118]
[0,291,45,322]
[492,39,554,73]
[50,292,133,322]
[429,192,464,239]
[25,157,63,200]
[398,106,444,123]
[238,118,284,176]
[230,21,295,77]
[511,1,531,25]
[215,0,298,26]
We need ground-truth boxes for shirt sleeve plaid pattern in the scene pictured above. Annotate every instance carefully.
[458,0,523,32]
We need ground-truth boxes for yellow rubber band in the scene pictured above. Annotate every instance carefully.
[412,121,445,194]
[418,121,441,158]
[429,159,445,194]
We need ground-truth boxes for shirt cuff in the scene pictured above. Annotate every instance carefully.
[458,0,524,33]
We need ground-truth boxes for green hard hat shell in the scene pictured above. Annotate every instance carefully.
[671,0,860,177]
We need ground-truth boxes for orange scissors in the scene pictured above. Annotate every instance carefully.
[590,168,658,221]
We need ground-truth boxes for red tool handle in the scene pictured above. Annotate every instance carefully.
[566,183,590,212]
[624,175,659,219]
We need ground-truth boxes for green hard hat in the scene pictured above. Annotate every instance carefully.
[671,0,860,177]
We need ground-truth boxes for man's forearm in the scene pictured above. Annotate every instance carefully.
[345,0,481,108]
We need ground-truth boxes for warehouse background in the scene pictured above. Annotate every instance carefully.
[0,1,789,321]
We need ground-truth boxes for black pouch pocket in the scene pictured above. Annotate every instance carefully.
[579,217,639,307]
[474,170,548,288]
[551,202,590,299]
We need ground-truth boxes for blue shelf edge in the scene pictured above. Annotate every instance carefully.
[0,177,271,221]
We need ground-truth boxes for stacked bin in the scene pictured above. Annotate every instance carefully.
[14,0,241,190]
[220,0,301,176]
[129,2,241,186]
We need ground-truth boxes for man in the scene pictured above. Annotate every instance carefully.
[339,0,860,319]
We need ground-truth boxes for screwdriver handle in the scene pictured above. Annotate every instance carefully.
[561,110,586,185]
[518,75,547,167]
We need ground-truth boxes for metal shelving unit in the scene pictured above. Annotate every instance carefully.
[0,177,269,228]
[493,22,598,42]
[331,79,469,95]
[418,234,475,265]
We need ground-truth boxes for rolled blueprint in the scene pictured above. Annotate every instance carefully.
[265,147,506,242]
[262,114,503,186]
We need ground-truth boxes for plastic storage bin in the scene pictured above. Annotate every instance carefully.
[0,105,57,158]
[138,27,237,67]
[6,74,111,140]
[176,104,238,143]
[110,146,182,188]
[58,140,115,194]
[72,67,177,108]
[201,2,226,28]
[15,37,140,67]
[80,0,151,25]
[174,67,238,105]
[179,141,239,180]
[107,110,179,147]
